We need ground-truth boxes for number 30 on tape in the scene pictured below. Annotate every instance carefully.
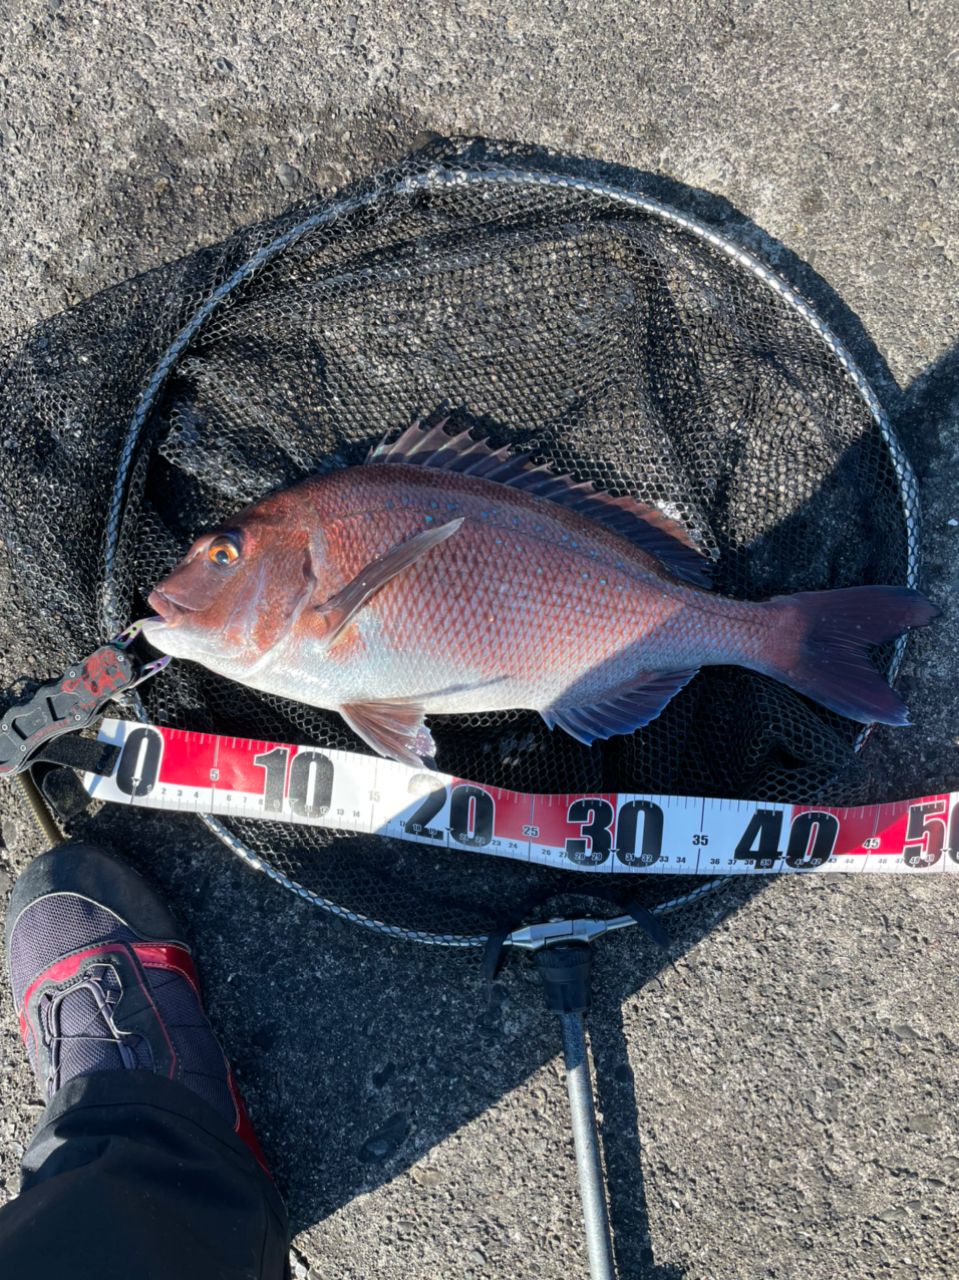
[84,719,959,878]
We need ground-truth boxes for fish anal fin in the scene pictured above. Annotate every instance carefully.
[316,518,463,646]
[370,419,711,587]
[341,700,436,767]
[543,669,699,746]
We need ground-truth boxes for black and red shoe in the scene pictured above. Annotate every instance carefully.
[5,842,267,1171]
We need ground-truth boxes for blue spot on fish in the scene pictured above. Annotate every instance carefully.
[429,499,439,509]
[599,578,607,585]
[424,514,434,524]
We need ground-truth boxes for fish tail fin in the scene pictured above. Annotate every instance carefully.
[762,586,939,725]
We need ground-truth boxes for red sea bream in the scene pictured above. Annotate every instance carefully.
[142,420,937,766]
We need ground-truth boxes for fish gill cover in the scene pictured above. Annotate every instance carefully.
[0,137,918,942]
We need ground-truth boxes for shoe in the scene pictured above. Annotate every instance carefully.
[5,841,266,1167]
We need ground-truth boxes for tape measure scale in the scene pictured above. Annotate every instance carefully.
[83,719,959,878]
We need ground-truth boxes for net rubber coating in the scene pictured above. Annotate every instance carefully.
[0,137,920,945]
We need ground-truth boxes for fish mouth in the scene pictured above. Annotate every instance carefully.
[147,589,198,625]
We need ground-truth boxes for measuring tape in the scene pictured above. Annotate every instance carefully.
[83,718,959,878]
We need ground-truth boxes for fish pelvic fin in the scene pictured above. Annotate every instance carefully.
[760,585,940,725]
[340,700,437,767]
[370,417,712,587]
[315,518,464,647]
[542,669,700,745]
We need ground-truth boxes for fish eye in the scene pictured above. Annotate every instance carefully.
[208,534,241,567]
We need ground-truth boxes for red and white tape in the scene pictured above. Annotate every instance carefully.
[83,719,959,878]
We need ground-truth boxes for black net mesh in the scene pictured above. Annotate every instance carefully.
[0,137,918,944]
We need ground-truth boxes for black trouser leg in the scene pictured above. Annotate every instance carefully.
[0,1070,289,1280]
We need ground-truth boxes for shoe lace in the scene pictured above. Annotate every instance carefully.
[38,962,145,1094]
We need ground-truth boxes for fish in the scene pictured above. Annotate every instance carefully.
[142,418,938,767]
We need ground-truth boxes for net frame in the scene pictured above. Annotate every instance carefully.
[87,147,920,948]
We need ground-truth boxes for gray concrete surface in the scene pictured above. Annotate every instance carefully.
[2,2,959,1277]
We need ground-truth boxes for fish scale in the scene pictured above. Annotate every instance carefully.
[317,485,685,694]
[142,420,938,767]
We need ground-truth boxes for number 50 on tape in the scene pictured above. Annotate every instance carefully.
[84,719,959,878]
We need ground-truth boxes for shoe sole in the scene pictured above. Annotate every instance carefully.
[5,842,187,969]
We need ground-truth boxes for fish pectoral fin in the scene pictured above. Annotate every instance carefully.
[315,518,464,647]
[341,700,437,767]
[542,669,700,745]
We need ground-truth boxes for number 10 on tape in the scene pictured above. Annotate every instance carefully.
[84,719,959,878]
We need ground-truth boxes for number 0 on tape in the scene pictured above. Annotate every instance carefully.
[84,719,959,878]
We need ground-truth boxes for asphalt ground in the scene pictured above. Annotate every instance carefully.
[1,3,958,1277]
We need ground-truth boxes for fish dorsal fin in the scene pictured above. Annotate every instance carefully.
[369,419,711,587]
